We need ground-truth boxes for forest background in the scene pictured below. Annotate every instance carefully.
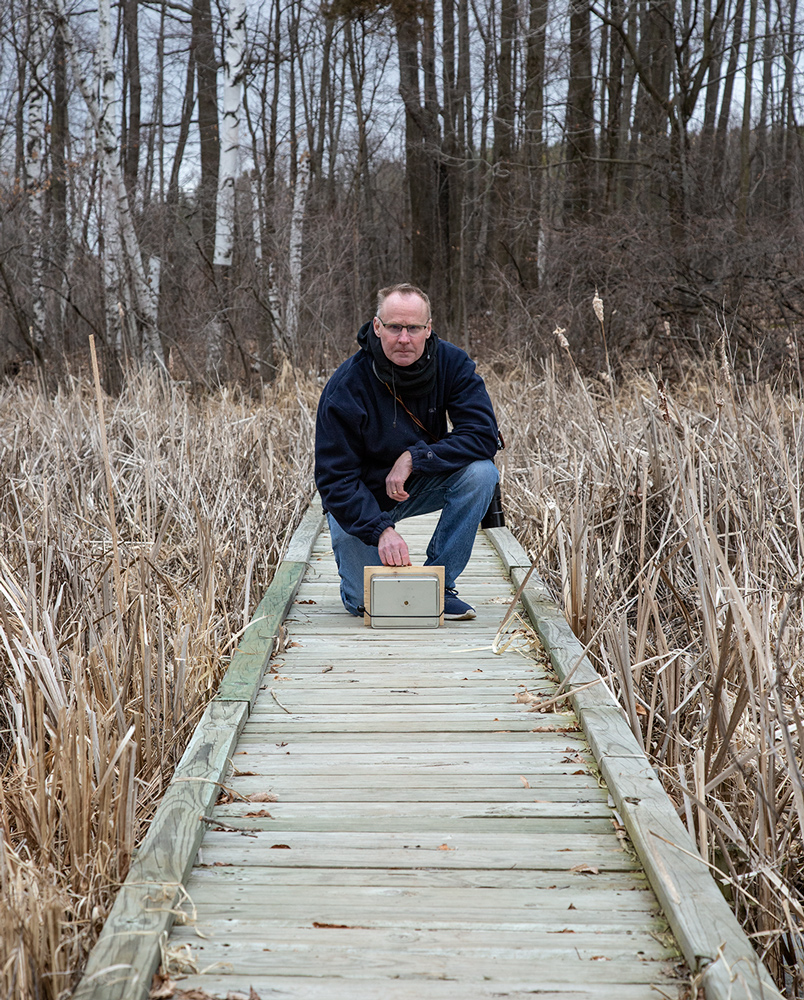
[1,0,804,996]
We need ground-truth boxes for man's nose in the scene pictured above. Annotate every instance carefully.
[398,328,411,342]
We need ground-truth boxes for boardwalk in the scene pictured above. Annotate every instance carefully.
[74,502,782,1000]
[164,513,685,999]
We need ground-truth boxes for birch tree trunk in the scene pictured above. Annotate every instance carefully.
[26,1,47,365]
[98,0,127,380]
[285,151,310,362]
[50,0,166,374]
[208,0,246,382]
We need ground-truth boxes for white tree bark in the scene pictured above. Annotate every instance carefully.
[285,151,310,360]
[208,0,246,380]
[26,3,47,356]
[213,0,246,270]
[251,176,262,262]
[49,0,166,372]
[98,0,126,359]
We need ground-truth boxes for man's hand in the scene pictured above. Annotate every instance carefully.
[386,450,413,501]
[378,526,411,567]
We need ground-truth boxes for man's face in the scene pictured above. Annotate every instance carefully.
[373,292,432,367]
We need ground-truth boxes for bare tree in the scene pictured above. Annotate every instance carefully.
[208,0,247,382]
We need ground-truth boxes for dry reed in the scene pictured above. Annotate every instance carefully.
[2,347,803,998]
[486,349,804,996]
[0,363,317,999]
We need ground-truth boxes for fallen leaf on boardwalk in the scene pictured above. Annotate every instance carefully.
[287,641,302,648]
[296,599,317,605]
[313,921,370,929]
[515,689,538,703]
[519,776,530,788]
[590,956,610,961]
[611,817,628,841]
[244,810,273,818]
[572,769,587,775]
[561,753,587,764]
[247,792,278,802]
[437,843,456,851]
[322,665,334,673]
[555,928,575,933]
[570,863,600,875]
[149,972,176,998]
[567,903,577,909]
[270,844,291,849]
[233,769,257,776]
[531,725,581,733]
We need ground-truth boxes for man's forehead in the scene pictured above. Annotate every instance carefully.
[383,292,429,314]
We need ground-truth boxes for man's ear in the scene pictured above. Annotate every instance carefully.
[373,317,382,337]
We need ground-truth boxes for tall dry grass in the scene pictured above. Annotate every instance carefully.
[0,363,317,999]
[2,348,803,998]
[486,348,804,996]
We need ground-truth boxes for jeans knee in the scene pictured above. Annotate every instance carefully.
[462,459,499,495]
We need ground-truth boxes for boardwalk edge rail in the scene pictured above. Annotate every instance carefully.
[484,524,783,1000]
[72,496,325,1000]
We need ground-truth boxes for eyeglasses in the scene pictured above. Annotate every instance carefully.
[376,317,431,336]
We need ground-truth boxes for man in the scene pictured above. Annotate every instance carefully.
[314,283,499,620]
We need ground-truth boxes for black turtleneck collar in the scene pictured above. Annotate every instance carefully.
[357,320,439,399]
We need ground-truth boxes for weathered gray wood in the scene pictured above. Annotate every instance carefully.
[174,882,663,914]
[485,525,784,1000]
[180,864,649,890]
[72,699,248,1000]
[74,502,327,1000]
[161,940,675,982]
[168,976,682,1000]
[212,799,612,820]
[170,923,673,957]
[217,497,324,706]
[284,493,325,561]
[215,559,306,705]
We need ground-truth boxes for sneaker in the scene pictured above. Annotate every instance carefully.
[444,589,476,621]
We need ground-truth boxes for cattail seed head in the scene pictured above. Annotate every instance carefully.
[593,290,604,326]
[553,326,570,351]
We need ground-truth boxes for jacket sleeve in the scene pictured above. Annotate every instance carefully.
[314,385,395,546]
[407,354,498,474]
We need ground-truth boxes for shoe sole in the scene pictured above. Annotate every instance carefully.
[444,609,476,621]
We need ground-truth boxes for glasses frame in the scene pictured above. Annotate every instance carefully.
[375,317,431,337]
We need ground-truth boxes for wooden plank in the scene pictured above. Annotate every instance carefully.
[181,864,649,891]
[216,498,324,706]
[284,494,325,561]
[162,940,676,982]
[212,800,613,820]
[170,924,674,958]
[178,882,662,914]
[215,560,307,705]
[168,975,683,1000]
[231,738,590,754]
[72,699,248,1000]
[202,814,614,835]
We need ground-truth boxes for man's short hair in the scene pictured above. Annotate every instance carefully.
[376,283,431,319]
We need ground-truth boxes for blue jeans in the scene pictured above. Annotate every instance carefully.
[328,460,499,616]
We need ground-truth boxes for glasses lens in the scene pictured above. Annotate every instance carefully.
[378,320,429,335]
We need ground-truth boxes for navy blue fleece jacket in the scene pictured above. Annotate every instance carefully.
[314,324,499,545]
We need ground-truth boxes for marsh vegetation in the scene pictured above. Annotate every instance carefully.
[1,346,803,997]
